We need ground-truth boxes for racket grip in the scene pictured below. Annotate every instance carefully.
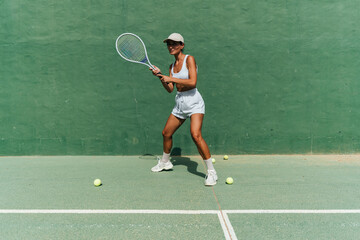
[156,72,162,78]
[156,72,169,84]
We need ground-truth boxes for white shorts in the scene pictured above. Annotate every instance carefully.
[171,88,205,119]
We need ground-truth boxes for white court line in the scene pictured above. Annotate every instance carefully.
[2,209,359,240]
[217,212,235,240]
[1,209,360,214]
[222,212,238,240]
[0,209,219,214]
[0,209,237,240]
[224,210,360,214]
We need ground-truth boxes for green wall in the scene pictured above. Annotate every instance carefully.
[1,0,359,155]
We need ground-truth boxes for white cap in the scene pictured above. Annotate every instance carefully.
[163,33,184,43]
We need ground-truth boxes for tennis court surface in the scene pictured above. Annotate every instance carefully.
[1,155,360,239]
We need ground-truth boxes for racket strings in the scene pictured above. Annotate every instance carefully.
[117,36,147,63]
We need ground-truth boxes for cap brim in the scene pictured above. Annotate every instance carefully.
[163,38,184,43]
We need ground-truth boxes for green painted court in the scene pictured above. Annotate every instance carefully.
[2,0,360,239]
[1,155,360,239]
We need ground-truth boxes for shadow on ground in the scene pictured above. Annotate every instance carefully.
[171,147,206,178]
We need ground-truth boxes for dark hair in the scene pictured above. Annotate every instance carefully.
[181,42,185,52]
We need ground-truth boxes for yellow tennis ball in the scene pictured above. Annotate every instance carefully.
[223,155,229,160]
[226,177,234,185]
[212,158,216,163]
[94,179,102,187]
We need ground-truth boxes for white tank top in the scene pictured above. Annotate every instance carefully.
[171,55,190,79]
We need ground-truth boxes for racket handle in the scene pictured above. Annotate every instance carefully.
[156,72,169,84]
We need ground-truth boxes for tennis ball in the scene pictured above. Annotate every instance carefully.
[223,155,229,160]
[94,179,102,187]
[226,177,234,185]
[212,158,216,163]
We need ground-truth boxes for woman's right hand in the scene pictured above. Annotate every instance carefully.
[150,65,161,76]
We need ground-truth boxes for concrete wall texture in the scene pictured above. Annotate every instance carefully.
[1,0,359,155]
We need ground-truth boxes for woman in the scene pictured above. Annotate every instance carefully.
[150,33,217,186]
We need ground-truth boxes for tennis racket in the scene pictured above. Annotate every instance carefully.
[115,33,162,76]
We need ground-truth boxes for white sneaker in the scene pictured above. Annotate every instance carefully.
[151,159,173,172]
[204,170,218,186]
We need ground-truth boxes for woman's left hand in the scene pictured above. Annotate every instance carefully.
[158,75,172,83]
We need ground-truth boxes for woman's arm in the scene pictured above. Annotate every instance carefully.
[161,64,174,93]
[150,65,174,93]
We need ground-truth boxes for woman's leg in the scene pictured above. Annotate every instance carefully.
[152,114,185,172]
[190,114,211,160]
[162,114,186,154]
[190,113,217,186]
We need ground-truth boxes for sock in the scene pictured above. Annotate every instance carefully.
[204,158,215,171]
[161,152,170,163]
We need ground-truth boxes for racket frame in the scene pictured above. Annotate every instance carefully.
[115,33,156,70]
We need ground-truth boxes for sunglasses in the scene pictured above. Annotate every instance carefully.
[166,41,182,46]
